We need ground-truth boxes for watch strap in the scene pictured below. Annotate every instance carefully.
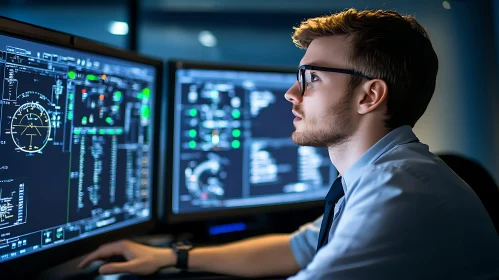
[175,248,189,269]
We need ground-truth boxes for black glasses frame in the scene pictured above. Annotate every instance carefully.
[297,65,375,96]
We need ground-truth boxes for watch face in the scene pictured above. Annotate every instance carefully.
[173,241,193,251]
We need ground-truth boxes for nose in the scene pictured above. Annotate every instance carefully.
[284,82,302,105]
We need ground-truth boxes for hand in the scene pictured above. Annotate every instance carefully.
[78,239,175,275]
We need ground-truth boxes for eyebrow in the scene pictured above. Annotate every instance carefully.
[299,60,345,69]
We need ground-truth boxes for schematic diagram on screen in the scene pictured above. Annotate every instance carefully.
[184,153,228,201]
[0,33,157,264]
[173,69,337,214]
[1,53,67,155]
[10,101,51,153]
[181,82,244,152]
[0,179,27,230]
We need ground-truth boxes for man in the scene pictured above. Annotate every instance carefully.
[79,8,499,279]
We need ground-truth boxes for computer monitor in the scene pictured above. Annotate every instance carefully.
[164,60,337,225]
[0,17,162,275]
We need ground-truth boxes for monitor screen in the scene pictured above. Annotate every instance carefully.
[169,61,337,219]
[0,30,157,263]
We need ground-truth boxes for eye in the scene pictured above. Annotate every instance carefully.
[310,72,320,82]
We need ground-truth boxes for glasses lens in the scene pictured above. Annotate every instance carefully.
[297,68,303,93]
[304,69,311,90]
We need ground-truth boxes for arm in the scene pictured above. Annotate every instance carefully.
[78,234,300,278]
[188,234,300,277]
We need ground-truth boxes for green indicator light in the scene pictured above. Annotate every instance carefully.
[189,129,197,138]
[189,108,197,117]
[68,71,76,79]
[142,88,151,98]
[232,109,241,119]
[99,129,106,135]
[107,129,115,134]
[137,93,143,99]
[232,140,241,149]
[106,117,113,125]
[67,112,73,120]
[86,74,98,81]
[73,129,81,135]
[232,129,241,137]
[82,116,87,124]
[68,104,74,110]
[114,91,122,101]
[68,94,74,100]
[189,140,197,149]
[116,128,123,135]
[88,129,96,135]
[141,106,150,118]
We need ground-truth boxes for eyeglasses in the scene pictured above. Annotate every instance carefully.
[297,64,375,96]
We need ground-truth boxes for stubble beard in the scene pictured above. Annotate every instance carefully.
[291,92,353,147]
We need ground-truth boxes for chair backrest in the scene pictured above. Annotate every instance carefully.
[438,153,499,235]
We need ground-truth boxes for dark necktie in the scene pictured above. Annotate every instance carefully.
[316,176,344,251]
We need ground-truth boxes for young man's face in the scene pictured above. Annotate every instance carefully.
[285,35,358,147]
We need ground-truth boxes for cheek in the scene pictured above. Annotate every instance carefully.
[303,96,333,118]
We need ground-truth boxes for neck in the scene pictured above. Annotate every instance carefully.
[328,121,390,175]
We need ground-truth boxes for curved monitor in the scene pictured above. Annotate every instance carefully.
[0,16,162,275]
[164,60,337,223]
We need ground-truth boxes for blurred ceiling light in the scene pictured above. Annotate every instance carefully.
[198,31,217,47]
[442,1,451,9]
[108,21,129,35]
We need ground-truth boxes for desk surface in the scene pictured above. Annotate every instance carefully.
[117,269,286,279]
[37,258,286,280]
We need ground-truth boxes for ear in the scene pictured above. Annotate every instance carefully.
[357,79,388,115]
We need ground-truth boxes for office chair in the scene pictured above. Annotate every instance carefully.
[437,153,499,235]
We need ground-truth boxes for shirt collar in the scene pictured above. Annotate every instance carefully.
[342,125,419,192]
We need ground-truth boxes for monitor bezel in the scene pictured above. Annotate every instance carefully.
[164,59,327,224]
[0,16,162,276]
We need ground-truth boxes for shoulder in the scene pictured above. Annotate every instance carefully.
[344,144,463,210]
[351,142,456,193]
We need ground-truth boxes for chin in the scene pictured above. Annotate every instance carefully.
[291,131,313,146]
[291,130,339,148]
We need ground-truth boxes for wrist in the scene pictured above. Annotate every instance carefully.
[154,248,177,268]
[172,241,194,269]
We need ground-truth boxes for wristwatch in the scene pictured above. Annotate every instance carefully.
[172,241,194,269]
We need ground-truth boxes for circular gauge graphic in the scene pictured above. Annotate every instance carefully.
[184,153,228,200]
[10,102,51,153]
